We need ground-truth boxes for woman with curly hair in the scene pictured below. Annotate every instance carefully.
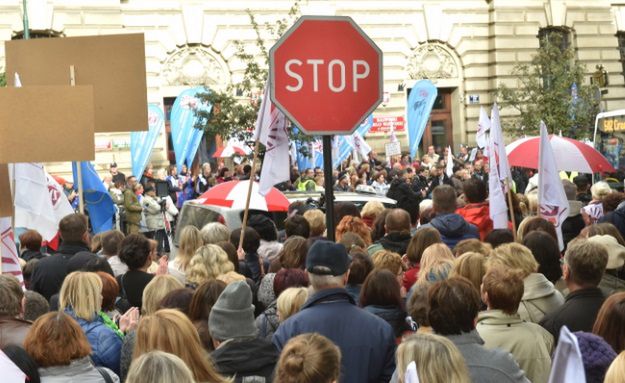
[335,215,372,247]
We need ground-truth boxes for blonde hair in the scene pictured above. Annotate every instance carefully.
[59,272,102,320]
[605,351,625,383]
[275,333,341,383]
[126,351,195,383]
[416,244,454,286]
[200,222,230,245]
[371,250,404,275]
[591,181,613,201]
[488,242,538,278]
[134,309,229,383]
[450,252,487,293]
[397,333,471,383]
[217,270,247,285]
[186,244,234,286]
[277,287,309,322]
[303,209,326,237]
[177,226,203,271]
[142,275,184,315]
[361,201,385,220]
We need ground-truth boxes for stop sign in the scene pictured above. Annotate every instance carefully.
[270,16,383,135]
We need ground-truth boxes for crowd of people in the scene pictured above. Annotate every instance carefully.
[4,143,625,382]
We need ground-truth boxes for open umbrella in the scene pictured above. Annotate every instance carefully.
[506,135,615,173]
[196,180,289,212]
[212,143,251,158]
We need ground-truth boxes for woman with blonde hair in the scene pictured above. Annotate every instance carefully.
[488,242,564,323]
[60,271,138,375]
[186,244,235,287]
[417,244,454,284]
[133,309,229,383]
[396,333,470,383]
[276,287,309,322]
[126,351,195,383]
[274,333,341,383]
[403,227,442,290]
[582,181,613,225]
[361,200,385,228]
[141,275,184,315]
[450,252,487,294]
[200,222,231,245]
[25,311,120,382]
[335,215,372,246]
[169,225,203,283]
[605,351,625,383]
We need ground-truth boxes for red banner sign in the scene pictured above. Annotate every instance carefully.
[370,116,405,133]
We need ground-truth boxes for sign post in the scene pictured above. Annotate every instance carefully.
[270,16,383,240]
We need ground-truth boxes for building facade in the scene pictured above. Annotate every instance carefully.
[1,0,624,176]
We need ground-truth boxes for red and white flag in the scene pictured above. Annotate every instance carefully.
[488,135,509,229]
[1,217,24,287]
[476,106,490,149]
[253,85,290,196]
[13,163,74,241]
[490,104,512,188]
[538,121,569,250]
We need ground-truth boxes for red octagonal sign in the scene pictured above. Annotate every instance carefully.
[270,16,383,135]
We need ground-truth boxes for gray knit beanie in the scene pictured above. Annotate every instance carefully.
[208,280,257,341]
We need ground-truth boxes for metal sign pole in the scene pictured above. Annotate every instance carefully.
[322,135,335,241]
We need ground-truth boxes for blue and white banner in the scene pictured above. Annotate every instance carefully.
[332,114,374,168]
[72,161,115,234]
[407,80,438,159]
[170,87,212,173]
[131,104,164,178]
[296,139,324,171]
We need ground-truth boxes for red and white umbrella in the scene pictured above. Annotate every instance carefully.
[212,144,251,158]
[506,135,615,173]
[196,180,289,212]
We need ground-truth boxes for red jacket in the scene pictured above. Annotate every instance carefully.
[402,265,420,291]
[456,202,493,241]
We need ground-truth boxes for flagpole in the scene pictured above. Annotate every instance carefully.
[69,65,85,214]
[22,0,29,40]
[238,140,260,252]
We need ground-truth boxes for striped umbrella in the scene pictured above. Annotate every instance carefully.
[196,180,289,212]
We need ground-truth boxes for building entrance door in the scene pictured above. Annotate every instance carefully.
[420,88,454,158]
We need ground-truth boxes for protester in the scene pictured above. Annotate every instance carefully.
[158,288,194,315]
[605,351,625,383]
[117,234,155,310]
[283,215,310,239]
[516,216,558,243]
[522,231,563,287]
[209,281,278,382]
[456,178,492,240]
[276,286,309,322]
[201,222,231,245]
[186,244,235,288]
[168,226,202,283]
[540,240,608,341]
[101,230,127,277]
[126,351,195,383]
[395,333,471,383]
[18,230,46,261]
[587,235,625,294]
[0,275,31,348]
[335,215,372,247]
[361,200,385,228]
[477,267,554,383]
[248,214,283,263]
[96,271,121,322]
[188,280,227,351]
[582,181,612,225]
[402,227,442,291]
[273,240,396,383]
[488,243,564,323]
[303,209,326,243]
[23,291,49,322]
[574,331,617,383]
[450,252,487,294]
[141,275,184,315]
[24,311,120,382]
[123,176,143,235]
[420,185,479,248]
[2,344,41,383]
[274,333,341,383]
[562,179,585,246]
[427,277,529,382]
[360,269,410,338]
[593,292,625,353]
[230,227,263,283]
[484,229,514,249]
[369,208,412,255]
[345,252,373,304]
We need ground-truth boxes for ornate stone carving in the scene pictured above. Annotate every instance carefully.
[407,43,459,79]
[162,46,229,88]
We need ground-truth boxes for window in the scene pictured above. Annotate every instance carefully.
[617,31,625,76]
[538,26,571,52]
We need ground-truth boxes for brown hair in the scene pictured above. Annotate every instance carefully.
[96,271,119,312]
[453,238,491,257]
[335,215,372,246]
[593,292,625,353]
[0,275,23,317]
[278,236,309,269]
[384,208,411,234]
[275,333,341,383]
[347,252,373,285]
[360,269,402,308]
[428,277,481,335]
[188,280,227,322]
[59,213,88,243]
[517,216,557,243]
[481,266,524,314]
[450,252,487,293]
[18,230,42,252]
[371,250,404,276]
[432,185,457,213]
[24,312,92,367]
[101,230,125,256]
[564,240,608,287]
[407,227,442,264]
[487,243,539,278]
[134,309,228,383]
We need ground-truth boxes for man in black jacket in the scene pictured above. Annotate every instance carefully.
[30,213,96,301]
[371,209,413,255]
[540,240,607,342]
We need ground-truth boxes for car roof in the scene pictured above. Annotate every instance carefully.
[283,191,397,205]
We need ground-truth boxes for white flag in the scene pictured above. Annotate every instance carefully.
[538,121,569,250]
[0,350,26,382]
[13,163,73,241]
[488,137,509,229]
[476,106,490,148]
[254,86,290,196]
[548,327,586,383]
[353,132,372,159]
[445,146,454,177]
[1,217,24,287]
[490,104,512,186]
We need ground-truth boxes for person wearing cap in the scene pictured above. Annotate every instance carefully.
[588,235,625,295]
[273,240,396,383]
[110,162,126,185]
[209,281,278,382]
[334,171,351,192]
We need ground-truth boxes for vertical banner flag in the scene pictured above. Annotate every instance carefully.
[445,146,454,177]
[72,162,115,234]
[488,134,509,229]
[332,115,374,168]
[170,87,212,173]
[476,106,490,149]
[254,85,290,196]
[296,139,324,171]
[538,121,569,250]
[490,104,512,187]
[131,104,165,178]
[407,80,438,159]
[13,163,73,241]
[1,217,24,287]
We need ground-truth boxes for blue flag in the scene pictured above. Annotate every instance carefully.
[131,104,165,178]
[332,115,373,168]
[296,139,324,171]
[170,87,212,173]
[406,80,438,159]
[72,161,115,234]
